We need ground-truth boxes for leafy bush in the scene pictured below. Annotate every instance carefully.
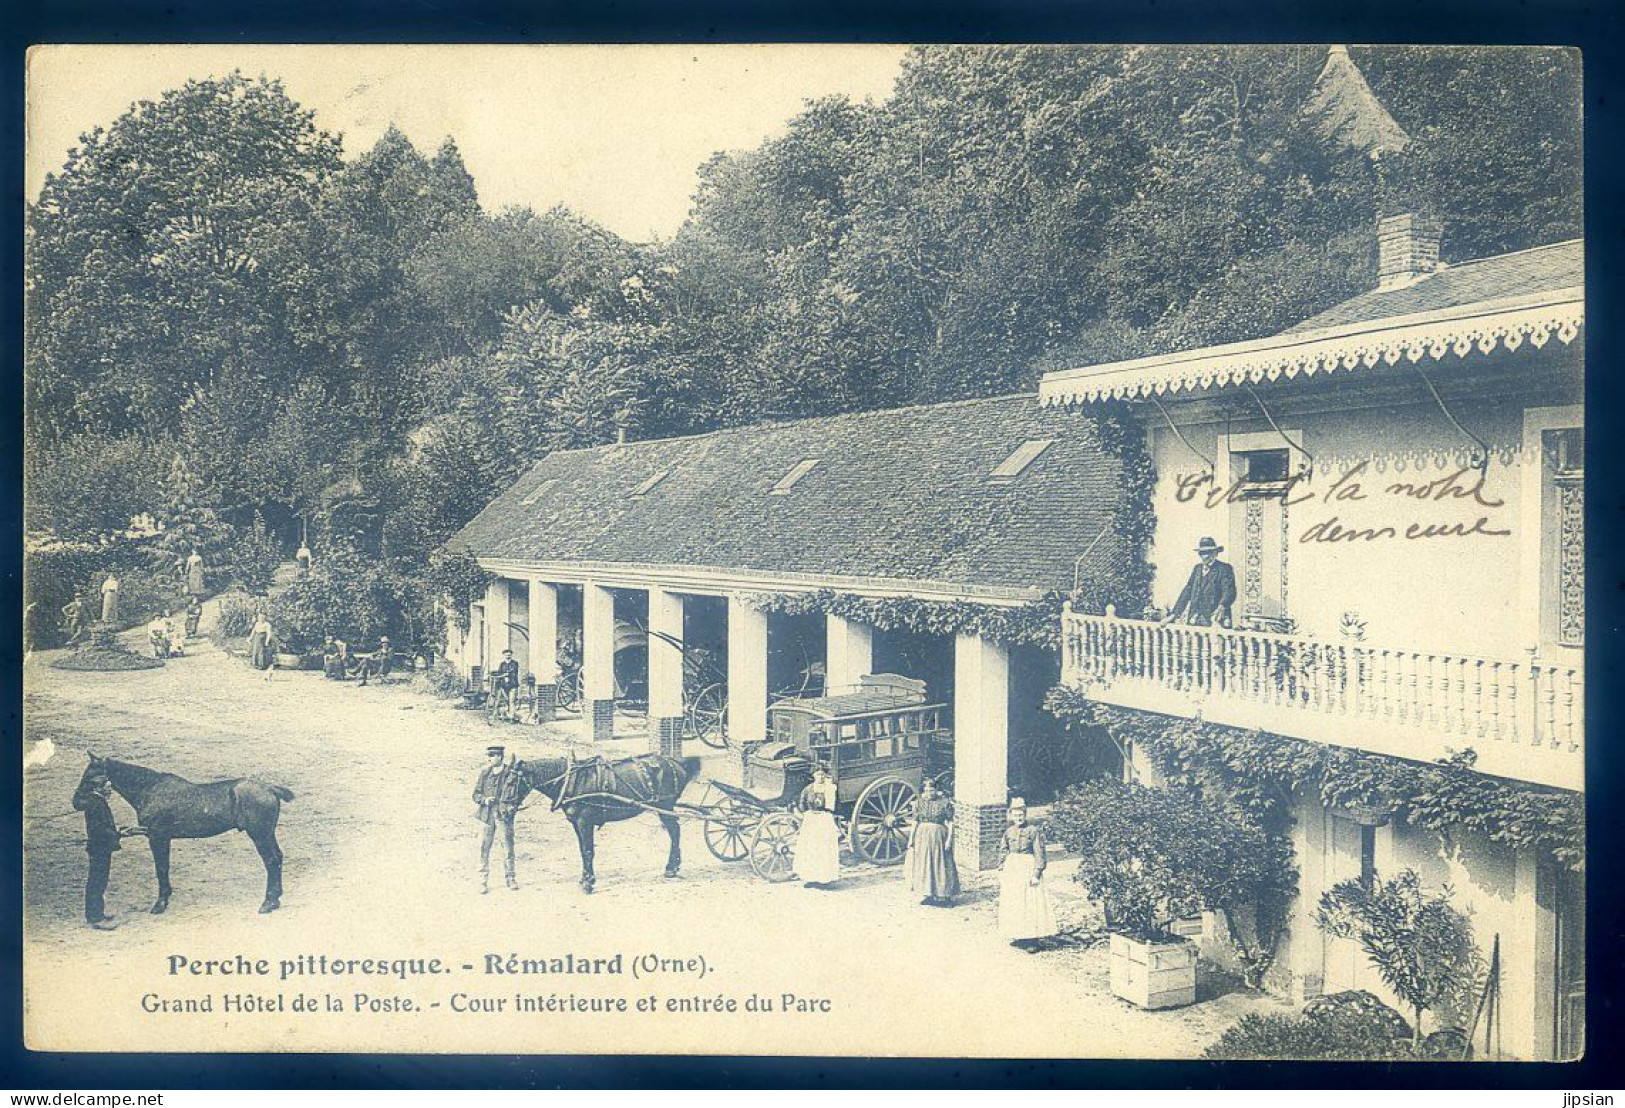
[217,512,283,593]
[267,547,427,653]
[1203,991,1413,1060]
[1316,869,1481,1048]
[216,596,258,640]
[420,660,468,700]
[1048,777,1293,944]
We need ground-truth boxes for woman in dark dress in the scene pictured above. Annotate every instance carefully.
[906,777,960,906]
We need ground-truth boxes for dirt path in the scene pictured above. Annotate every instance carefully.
[22,631,1282,1056]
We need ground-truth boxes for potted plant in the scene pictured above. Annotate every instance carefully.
[1049,777,1280,1009]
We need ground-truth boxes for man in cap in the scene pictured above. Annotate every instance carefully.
[473,745,521,893]
[1164,536,1237,628]
[491,648,521,722]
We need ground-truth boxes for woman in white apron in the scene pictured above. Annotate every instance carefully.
[794,765,841,887]
[998,797,1057,946]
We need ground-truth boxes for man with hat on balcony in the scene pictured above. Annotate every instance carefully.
[1164,536,1237,628]
[473,745,521,893]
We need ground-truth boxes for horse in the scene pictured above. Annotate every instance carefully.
[513,753,694,894]
[77,752,294,915]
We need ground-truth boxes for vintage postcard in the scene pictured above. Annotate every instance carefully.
[22,43,1584,1059]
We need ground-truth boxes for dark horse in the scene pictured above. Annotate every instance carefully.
[78,753,293,915]
[513,753,694,894]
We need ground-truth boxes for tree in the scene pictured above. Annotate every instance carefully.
[27,72,342,444]
[1315,869,1481,1048]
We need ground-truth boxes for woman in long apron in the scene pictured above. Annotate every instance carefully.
[998,797,1057,947]
[793,765,841,888]
[906,777,960,906]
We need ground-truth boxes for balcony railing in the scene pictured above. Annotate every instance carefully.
[1061,605,1583,791]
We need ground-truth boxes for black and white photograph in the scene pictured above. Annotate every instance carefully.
[21,42,1584,1061]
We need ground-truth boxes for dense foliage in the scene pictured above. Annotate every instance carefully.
[1047,777,1294,948]
[1203,990,1418,1061]
[25,48,1580,647]
[1317,870,1483,1046]
[1044,689,1584,872]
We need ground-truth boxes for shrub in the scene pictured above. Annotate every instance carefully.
[1316,869,1481,1048]
[267,547,427,653]
[1203,991,1413,1060]
[216,596,257,640]
[217,512,283,593]
[1048,777,1292,944]
[421,660,467,699]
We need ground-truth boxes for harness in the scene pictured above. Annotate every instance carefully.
[533,751,671,813]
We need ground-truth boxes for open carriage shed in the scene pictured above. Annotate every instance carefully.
[446,392,1136,868]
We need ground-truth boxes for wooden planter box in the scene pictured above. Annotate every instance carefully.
[1109,933,1198,1010]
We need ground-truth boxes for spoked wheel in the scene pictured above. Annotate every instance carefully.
[554,671,581,712]
[703,801,757,863]
[748,811,802,882]
[686,683,729,749]
[850,776,917,866]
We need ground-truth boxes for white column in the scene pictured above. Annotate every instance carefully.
[649,589,687,755]
[582,583,617,741]
[825,613,874,691]
[727,596,770,744]
[953,632,1010,871]
[484,578,511,665]
[527,578,559,684]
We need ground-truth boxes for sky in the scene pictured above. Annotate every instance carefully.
[26,44,907,242]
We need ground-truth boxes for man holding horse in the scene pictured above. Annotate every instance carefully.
[474,745,523,893]
[72,771,141,929]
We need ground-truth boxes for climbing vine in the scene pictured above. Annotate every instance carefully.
[1044,687,1585,872]
[742,589,1069,650]
[1077,400,1157,619]
[425,548,494,634]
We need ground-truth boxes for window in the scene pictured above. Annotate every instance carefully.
[632,470,669,497]
[771,459,820,495]
[989,439,1055,480]
[1237,448,1292,495]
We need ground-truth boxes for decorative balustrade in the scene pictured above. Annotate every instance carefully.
[1061,605,1583,791]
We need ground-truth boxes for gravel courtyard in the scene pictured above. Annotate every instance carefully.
[22,606,1282,1056]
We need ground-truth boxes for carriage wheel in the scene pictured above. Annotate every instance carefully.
[687,684,729,749]
[703,802,755,863]
[554,672,581,712]
[748,811,801,882]
[850,776,916,866]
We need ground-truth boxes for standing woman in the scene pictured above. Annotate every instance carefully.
[998,797,1057,948]
[248,610,275,671]
[906,777,960,906]
[794,764,841,888]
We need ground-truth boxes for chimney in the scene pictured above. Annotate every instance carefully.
[1376,213,1442,291]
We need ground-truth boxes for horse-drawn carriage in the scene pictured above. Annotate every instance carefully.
[697,675,952,881]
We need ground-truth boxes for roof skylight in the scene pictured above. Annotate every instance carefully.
[633,470,670,497]
[989,439,1055,479]
[519,479,554,506]
[770,459,821,495]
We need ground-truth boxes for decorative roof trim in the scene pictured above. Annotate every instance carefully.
[476,557,1041,606]
[1039,290,1583,406]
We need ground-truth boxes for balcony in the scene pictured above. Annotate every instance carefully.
[1061,606,1582,792]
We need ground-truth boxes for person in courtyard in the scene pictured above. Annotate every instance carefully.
[473,745,522,893]
[1163,536,1237,628]
[998,797,1057,949]
[60,594,85,645]
[184,596,203,640]
[184,548,206,597]
[491,648,521,720]
[906,776,960,906]
[72,769,140,930]
[356,637,393,686]
[295,542,312,577]
[794,764,841,888]
[164,609,184,656]
[99,573,120,624]
[248,611,276,670]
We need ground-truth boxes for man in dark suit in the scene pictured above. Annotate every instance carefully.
[1165,536,1238,628]
[72,772,137,929]
[473,746,521,893]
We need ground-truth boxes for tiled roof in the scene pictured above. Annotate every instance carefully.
[450,394,1133,597]
[1285,239,1582,333]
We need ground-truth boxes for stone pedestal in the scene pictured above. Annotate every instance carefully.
[953,801,1008,873]
[651,716,685,757]
[585,698,615,743]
